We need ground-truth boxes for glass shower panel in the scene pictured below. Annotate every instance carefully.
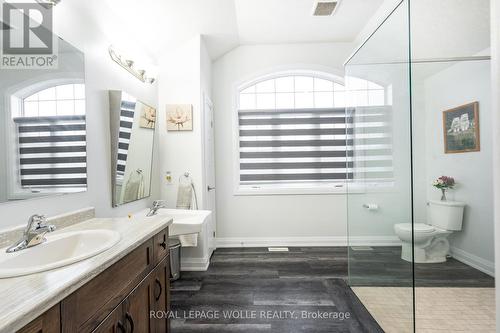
[345,1,414,332]
[410,0,495,331]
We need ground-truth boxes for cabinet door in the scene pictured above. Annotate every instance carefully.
[123,276,153,333]
[18,305,60,333]
[92,305,125,333]
[151,256,170,333]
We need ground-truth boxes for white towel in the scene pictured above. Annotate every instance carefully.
[123,171,144,202]
[176,184,192,209]
[178,233,198,247]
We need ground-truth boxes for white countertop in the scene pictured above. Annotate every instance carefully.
[0,209,172,333]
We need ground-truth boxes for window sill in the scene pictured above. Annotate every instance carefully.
[234,182,395,196]
[235,186,345,196]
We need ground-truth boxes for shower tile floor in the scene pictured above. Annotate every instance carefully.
[353,286,496,332]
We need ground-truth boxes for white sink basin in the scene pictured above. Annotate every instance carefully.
[0,230,121,278]
[154,209,211,236]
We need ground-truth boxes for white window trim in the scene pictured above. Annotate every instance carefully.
[4,76,85,200]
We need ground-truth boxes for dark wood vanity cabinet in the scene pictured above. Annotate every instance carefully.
[93,257,170,333]
[18,228,170,333]
[17,305,60,333]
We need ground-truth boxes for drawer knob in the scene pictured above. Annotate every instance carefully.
[159,241,167,249]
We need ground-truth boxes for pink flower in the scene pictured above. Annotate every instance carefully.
[432,176,455,189]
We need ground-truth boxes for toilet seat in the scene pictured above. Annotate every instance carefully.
[395,223,435,234]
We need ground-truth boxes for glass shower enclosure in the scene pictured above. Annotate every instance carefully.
[345,0,493,332]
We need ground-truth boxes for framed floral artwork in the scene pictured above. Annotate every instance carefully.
[139,104,157,129]
[166,104,193,131]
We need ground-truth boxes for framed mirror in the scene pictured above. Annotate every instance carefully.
[109,91,156,207]
[0,38,86,203]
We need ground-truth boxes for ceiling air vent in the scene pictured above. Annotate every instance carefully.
[312,0,340,16]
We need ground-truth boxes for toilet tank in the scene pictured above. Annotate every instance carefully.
[428,200,465,231]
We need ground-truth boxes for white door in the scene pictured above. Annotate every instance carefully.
[203,95,217,252]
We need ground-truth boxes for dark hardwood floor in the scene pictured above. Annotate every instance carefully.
[171,247,381,333]
[170,246,494,333]
[349,246,495,287]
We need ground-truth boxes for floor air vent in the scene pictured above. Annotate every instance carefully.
[268,247,289,252]
[350,246,374,251]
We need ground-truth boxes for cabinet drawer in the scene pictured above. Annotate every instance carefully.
[62,239,154,332]
[153,228,169,265]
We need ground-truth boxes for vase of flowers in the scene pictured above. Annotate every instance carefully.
[432,176,455,201]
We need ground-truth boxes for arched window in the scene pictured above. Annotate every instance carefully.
[235,71,390,194]
[9,82,87,194]
[22,83,85,117]
[239,75,346,110]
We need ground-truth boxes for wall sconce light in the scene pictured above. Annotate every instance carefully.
[108,46,156,84]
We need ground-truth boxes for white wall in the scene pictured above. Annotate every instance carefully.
[212,42,356,242]
[0,0,160,230]
[157,35,204,209]
[490,0,500,327]
[416,60,494,268]
[157,35,214,268]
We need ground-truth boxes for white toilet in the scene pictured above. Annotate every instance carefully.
[394,200,465,263]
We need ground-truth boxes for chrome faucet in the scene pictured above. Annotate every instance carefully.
[147,200,166,217]
[6,214,56,253]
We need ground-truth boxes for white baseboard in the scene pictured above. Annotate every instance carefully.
[348,236,401,247]
[450,246,495,277]
[215,236,401,248]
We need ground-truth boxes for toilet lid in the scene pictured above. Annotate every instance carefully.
[398,223,435,233]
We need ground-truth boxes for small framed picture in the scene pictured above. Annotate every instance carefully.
[442,102,480,154]
[166,104,193,131]
[139,104,157,129]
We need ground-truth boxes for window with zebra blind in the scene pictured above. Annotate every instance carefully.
[236,72,392,194]
[11,83,87,193]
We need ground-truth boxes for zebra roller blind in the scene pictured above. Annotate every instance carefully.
[117,99,136,180]
[347,106,394,183]
[239,108,351,185]
[238,106,393,187]
[13,115,87,188]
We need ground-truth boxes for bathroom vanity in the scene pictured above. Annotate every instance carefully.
[0,211,172,333]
